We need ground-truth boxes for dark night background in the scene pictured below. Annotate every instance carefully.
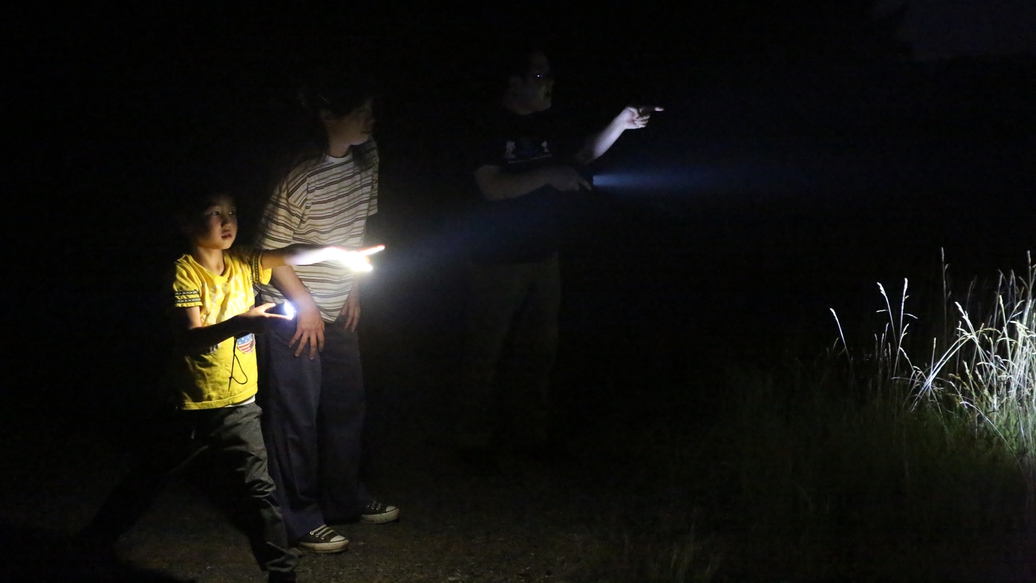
[10,1,1032,418]
[3,0,1036,579]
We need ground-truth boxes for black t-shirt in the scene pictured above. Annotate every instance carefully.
[469,108,579,264]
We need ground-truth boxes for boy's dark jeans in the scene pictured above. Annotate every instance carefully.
[259,319,369,541]
[80,403,297,582]
[456,254,561,451]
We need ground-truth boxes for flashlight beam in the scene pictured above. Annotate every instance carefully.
[357,245,385,256]
[334,245,385,272]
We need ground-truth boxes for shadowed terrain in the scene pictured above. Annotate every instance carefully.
[6,11,1036,580]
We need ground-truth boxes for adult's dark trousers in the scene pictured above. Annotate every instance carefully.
[260,318,369,541]
[80,403,297,582]
[455,253,561,450]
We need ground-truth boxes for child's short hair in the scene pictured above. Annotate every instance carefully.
[172,172,237,230]
[298,62,377,118]
[489,40,548,94]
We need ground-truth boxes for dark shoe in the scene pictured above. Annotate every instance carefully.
[296,525,348,554]
[359,500,400,524]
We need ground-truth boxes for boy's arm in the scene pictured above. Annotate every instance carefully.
[253,177,331,358]
[337,225,373,333]
[260,244,383,271]
[474,164,590,200]
[172,304,287,354]
[574,106,663,165]
[268,266,325,359]
[257,245,384,358]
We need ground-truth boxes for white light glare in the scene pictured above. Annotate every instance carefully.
[336,245,384,272]
[282,301,296,319]
[342,256,373,272]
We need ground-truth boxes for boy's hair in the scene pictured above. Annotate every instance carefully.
[172,173,237,232]
[275,60,379,177]
[489,40,548,95]
[298,62,378,118]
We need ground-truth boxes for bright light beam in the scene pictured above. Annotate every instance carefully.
[282,301,296,319]
[333,244,385,272]
[593,168,717,191]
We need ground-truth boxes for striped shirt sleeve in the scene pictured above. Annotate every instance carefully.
[256,164,308,251]
[172,260,202,308]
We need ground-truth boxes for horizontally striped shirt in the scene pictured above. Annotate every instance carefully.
[255,140,379,322]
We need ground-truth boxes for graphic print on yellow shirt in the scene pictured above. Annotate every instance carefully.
[170,247,272,410]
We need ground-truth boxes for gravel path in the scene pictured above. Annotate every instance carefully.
[1,403,636,583]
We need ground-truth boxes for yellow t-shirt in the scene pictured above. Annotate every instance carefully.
[170,247,272,410]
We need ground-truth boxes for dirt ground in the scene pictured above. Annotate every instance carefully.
[0,393,651,583]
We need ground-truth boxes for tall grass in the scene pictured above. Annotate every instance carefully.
[591,255,1036,582]
[849,254,1036,480]
[818,261,1036,580]
[907,257,1036,464]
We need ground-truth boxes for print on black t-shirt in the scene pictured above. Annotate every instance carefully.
[470,108,579,264]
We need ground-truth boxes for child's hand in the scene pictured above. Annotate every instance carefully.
[238,302,291,334]
[329,245,385,272]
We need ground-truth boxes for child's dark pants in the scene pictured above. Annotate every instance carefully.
[80,402,297,582]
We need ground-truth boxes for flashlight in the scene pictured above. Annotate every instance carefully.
[282,301,296,319]
[336,245,385,272]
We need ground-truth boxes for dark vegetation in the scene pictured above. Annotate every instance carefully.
[5,3,1036,581]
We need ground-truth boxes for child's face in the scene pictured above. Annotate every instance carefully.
[322,98,375,149]
[189,194,237,251]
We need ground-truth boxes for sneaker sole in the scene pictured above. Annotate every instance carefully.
[359,507,400,524]
[296,539,349,554]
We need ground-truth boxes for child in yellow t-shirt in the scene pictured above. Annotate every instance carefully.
[78,189,382,582]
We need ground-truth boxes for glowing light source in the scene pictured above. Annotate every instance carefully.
[282,301,296,319]
[334,245,385,272]
[593,168,716,190]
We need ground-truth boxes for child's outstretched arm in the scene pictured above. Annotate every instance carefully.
[173,303,289,354]
[260,244,385,272]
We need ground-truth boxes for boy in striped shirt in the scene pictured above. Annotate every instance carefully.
[256,72,398,554]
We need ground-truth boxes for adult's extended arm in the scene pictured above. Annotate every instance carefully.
[474,164,591,200]
[575,106,664,165]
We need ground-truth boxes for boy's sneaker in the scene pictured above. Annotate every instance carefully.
[359,500,400,524]
[296,525,348,554]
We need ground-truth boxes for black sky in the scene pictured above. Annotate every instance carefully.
[6,1,1035,416]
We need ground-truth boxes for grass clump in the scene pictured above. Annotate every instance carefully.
[590,255,1036,582]
[909,259,1036,466]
